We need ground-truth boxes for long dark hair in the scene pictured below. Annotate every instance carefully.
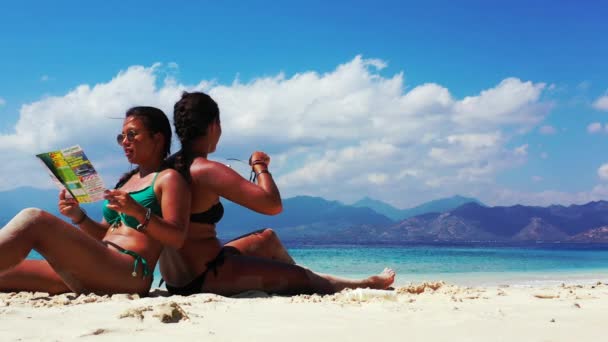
[114,106,173,188]
[171,91,220,183]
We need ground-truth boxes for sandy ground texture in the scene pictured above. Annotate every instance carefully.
[0,281,606,342]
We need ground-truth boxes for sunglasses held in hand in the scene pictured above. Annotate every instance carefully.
[226,158,266,183]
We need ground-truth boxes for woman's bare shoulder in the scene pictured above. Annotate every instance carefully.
[156,168,187,186]
[190,158,231,178]
[190,159,245,194]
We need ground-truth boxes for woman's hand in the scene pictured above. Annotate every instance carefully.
[249,151,271,168]
[58,189,84,222]
[103,189,145,219]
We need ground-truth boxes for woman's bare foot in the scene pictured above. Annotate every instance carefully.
[365,268,396,290]
[311,268,397,293]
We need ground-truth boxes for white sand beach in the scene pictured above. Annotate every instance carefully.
[0,281,606,341]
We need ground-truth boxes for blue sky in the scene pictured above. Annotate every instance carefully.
[0,0,607,207]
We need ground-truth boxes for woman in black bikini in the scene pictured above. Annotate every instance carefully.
[159,92,395,296]
[0,107,190,295]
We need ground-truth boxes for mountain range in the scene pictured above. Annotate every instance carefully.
[355,201,608,243]
[1,187,607,243]
[352,195,482,221]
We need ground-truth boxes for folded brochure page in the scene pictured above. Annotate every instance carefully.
[36,145,106,203]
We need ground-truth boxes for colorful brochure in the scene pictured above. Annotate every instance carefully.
[36,145,106,203]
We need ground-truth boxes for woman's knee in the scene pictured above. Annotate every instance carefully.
[17,207,46,218]
[260,228,279,242]
[8,208,52,234]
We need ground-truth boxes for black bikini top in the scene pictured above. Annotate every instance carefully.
[190,202,224,224]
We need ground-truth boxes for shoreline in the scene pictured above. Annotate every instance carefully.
[392,270,608,287]
[1,280,606,341]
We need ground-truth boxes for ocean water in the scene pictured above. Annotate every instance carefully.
[286,243,608,286]
[27,242,608,287]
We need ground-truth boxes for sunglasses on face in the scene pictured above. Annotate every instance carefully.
[116,130,140,145]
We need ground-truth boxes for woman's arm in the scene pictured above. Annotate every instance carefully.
[58,189,110,240]
[75,216,111,240]
[195,152,282,215]
[104,169,191,249]
[153,169,192,248]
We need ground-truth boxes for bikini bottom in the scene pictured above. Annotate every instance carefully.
[103,241,152,279]
[165,246,240,296]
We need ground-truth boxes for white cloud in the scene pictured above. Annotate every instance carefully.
[540,152,549,159]
[539,125,556,135]
[214,58,549,206]
[0,63,199,190]
[428,132,503,166]
[587,122,603,134]
[453,78,547,129]
[0,64,187,154]
[593,94,608,111]
[0,56,555,207]
[598,164,608,180]
[367,173,389,185]
[0,97,5,107]
[514,144,528,156]
[488,185,608,207]
[577,81,591,91]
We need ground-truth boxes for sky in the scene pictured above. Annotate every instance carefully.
[0,0,607,208]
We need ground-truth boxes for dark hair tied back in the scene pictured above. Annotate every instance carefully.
[172,91,220,183]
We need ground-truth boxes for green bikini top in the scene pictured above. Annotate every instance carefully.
[103,172,163,228]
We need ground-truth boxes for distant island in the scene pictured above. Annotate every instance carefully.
[352,195,483,221]
[219,195,608,244]
[1,187,607,243]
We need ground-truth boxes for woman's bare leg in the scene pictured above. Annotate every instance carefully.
[202,254,395,296]
[0,260,70,294]
[224,228,295,264]
[0,208,151,294]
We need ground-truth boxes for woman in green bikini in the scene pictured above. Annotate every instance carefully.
[0,106,190,295]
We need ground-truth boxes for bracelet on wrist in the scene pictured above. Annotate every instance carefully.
[256,169,271,177]
[249,169,271,183]
[251,160,268,169]
[72,208,88,225]
[136,208,152,232]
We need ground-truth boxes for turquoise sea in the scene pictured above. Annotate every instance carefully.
[286,243,608,286]
[28,242,608,287]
